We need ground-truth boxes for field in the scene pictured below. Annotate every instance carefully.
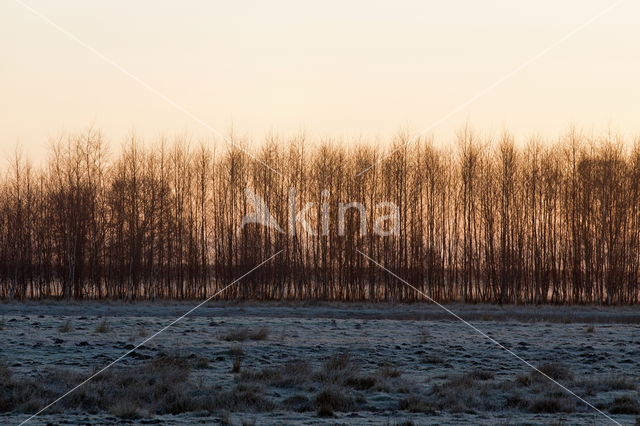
[1,302,639,425]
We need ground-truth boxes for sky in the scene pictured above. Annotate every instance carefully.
[1,0,638,163]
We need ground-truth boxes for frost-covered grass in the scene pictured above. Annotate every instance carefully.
[220,327,270,342]
[0,302,639,424]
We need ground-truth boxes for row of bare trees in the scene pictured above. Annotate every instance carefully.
[1,128,639,303]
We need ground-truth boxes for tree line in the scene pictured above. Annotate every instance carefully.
[1,127,639,304]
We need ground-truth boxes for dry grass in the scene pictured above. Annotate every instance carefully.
[0,355,275,417]
[504,393,528,410]
[230,345,244,374]
[387,421,416,426]
[2,349,637,420]
[427,366,582,414]
[536,363,573,381]
[418,328,431,344]
[0,359,11,381]
[421,354,448,365]
[344,375,376,390]
[210,384,276,412]
[282,394,313,412]
[467,368,494,381]
[95,319,111,333]
[240,359,312,388]
[315,353,360,385]
[221,327,269,342]
[322,353,352,371]
[109,401,149,419]
[314,387,357,417]
[0,359,13,412]
[578,374,637,395]
[240,351,425,417]
[399,395,436,414]
[228,344,244,357]
[239,353,374,416]
[528,396,576,413]
[231,356,243,374]
[518,362,573,386]
[58,320,73,333]
[378,364,401,378]
[610,396,640,414]
[430,373,489,412]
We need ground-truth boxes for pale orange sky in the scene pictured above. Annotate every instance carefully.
[1,0,638,163]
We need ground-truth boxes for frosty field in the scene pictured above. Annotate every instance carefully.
[1,302,639,425]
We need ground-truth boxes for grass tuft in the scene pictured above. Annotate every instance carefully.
[399,396,436,414]
[95,319,111,333]
[58,320,73,333]
[610,396,640,414]
[519,362,573,385]
[379,364,401,378]
[221,327,270,342]
[528,396,575,413]
[314,387,356,416]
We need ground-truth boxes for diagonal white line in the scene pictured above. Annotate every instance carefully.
[355,0,627,177]
[13,0,284,178]
[18,250,283,426]
[356,249,622,425]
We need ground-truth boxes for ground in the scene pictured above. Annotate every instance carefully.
[0,301,639,425]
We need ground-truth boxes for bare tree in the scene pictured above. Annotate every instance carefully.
[1,128,639,303]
